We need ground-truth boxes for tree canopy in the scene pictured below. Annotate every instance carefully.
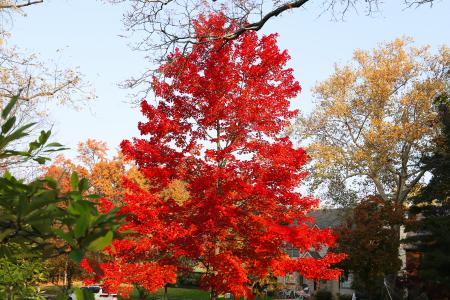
[336,196,404,299]
[88,13,344,298]
[296,38,449,206]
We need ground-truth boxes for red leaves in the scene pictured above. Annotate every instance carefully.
[271,253,346,280]
[98,12,343,298]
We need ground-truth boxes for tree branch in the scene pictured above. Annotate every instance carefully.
[220,0,310,41]
[0,0,43,9]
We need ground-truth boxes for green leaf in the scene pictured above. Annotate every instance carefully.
[3,170,12,179]
[78,178,90,192]
[38,130,51,145]
[43,147,69,153]
[71,172,79,191]
[2,94,19,119]
[44,177,58,189]
[87,230,113,251]
[74,212,90,239]
[68,249,84,263]
[67,199,92,216]
[27,190,60,212]
[45,142,64,148]
[53,229,75,246]
[33,156,50,165]
[0,123,35,149]
[1,116,16,133]
[29,141,41,151]
[0,228,16,242]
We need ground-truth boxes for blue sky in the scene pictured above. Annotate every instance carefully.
[8,0,450,157]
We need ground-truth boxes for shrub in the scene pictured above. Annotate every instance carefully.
[315,290,333,300]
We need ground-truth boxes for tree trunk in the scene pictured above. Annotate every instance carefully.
[163,285,168,300]
[7,286,13,300]
[210,288,217,300]
[66,260,73,291]
[63,258,68,287]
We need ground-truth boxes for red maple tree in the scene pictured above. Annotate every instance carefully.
[94,13,344,298]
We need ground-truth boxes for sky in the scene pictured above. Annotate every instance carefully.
[7,0,450,158]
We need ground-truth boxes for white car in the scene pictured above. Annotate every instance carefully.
[68,285,118,300]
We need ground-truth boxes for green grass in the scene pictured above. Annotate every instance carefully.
[122,287,274,300]
[41,285,63,294]
[123,287,210,300]
[154,287,210,300]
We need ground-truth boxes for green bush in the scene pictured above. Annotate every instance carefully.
[0,258,47,299]
[338,294,353,300]
[176,272,202,287]
[315,290,333,300]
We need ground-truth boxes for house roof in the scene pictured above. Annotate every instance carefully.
[307,208,350,229]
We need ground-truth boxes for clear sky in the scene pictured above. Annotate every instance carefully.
[7,0,450,157]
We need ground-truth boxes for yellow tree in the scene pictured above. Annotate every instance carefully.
[44,138,189,205]
[45,140,120,201]
[296,38,449,207]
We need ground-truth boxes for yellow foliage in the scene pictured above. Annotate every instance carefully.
[43,139,147,204]
[159,179,190,205]
[298,37,449,204]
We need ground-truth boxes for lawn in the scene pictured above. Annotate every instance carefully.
[123,287,275,300]
[41,285,275,300]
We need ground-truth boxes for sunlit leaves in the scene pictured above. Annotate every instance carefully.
[297,38,449,205]
[102,13,343,298]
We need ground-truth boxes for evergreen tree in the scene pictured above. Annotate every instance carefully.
[406,92,450,299]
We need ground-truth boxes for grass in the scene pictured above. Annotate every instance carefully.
[123,287,210,300]
[41,285,275,300]
[152,287,211,300]
[123,287,275,300]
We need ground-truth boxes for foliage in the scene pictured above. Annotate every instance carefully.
[315,290,333,300]
[43,139,147,204]
[335,196,404,299]
[0,257,47,300]
[296,38,449,206]
[91,13,344,299]
[176,272,202,288]
[405,93,450,298]
[0,94,123,294]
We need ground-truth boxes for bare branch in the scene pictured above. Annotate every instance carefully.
[0,0,43,9]
[221,0,310,40]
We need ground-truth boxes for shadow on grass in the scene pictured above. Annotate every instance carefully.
[121,287,275,300]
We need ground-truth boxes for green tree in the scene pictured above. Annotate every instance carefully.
[0,94,124,297]
[0,257,47,300]
[405,93,450,299]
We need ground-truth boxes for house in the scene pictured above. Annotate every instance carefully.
[277,209,355,298]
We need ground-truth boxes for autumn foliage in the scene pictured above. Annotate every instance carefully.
[335,196,404,299]
[95,13,344,298]
[43,139,145,203]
